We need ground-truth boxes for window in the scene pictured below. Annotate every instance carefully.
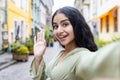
[82,0,84,2]
[21,20,24,39]
[100,18,103,32]
[14,21,17,38]
[11,0,15,3]
[106,15,109,32]
[114,9,118,32]
[21,0,28,12]
[0,0,5,7]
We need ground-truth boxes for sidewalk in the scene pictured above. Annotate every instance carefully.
[0,52,16,71]
[0,41,62,71]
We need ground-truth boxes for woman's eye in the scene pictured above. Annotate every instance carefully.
[63,23,68,27]
[53,25,58,29]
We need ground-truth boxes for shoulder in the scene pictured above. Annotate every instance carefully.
[73,48,96,68]
[75,48,96,79]
[74,47,95,57]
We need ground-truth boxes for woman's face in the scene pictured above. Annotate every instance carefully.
[53,13,75,47]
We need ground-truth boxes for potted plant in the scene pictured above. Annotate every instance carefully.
[11,43,29,61]
[24,38,34,55]
[11,43,19,54]
[45,26,50,47]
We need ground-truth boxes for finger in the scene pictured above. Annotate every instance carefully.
[34,36,36,44]
[37,32,40,42]
[41,31,44,41]
[39,31,43,41]
[43,31,45,41]
[41,31,46,43]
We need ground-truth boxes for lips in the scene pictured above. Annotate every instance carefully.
[58,35,68,41]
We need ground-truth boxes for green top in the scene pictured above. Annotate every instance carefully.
[30,41,120,80]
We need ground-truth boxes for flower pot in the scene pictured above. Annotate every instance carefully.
[12,53,29,61]
[29,49,34,55]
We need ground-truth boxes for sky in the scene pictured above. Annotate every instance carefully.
[52,0,75,14]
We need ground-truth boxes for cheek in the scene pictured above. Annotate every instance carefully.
[53,31,57,37]
[69,29,75,39]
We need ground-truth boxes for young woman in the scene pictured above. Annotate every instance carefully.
[30,6,120,80]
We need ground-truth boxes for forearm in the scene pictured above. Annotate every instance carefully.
[30,58,45,80]
[34,55,43,73]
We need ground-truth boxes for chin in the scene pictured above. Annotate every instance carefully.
[60,42,67,46]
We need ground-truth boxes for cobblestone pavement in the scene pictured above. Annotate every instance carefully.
[0,41,63,80]
[0,55,33,80]
[0,53,16,71]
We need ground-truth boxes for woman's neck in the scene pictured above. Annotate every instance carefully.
[64,43,78,54]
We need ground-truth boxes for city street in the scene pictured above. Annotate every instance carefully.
[0,0,120,79]
[0,41,62,80]
[0,56,33,80]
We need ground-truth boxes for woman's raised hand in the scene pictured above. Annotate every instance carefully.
[34,31,46,59]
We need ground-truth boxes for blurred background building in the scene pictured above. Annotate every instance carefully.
[31,0,53,38]
[74,0,120,41]
[7,0,32,43]
[0,0,54,52]
[0,0,7,51]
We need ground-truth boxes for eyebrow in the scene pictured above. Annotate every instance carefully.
[60,19,69,23]
[53,19,69,24]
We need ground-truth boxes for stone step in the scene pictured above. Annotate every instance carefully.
[0,52,16,71]
[0,60,16,71]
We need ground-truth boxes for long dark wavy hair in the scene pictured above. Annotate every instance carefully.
[52,6,98,52]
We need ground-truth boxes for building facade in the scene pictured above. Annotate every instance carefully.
[0,0,7,50]
[31,0,54,37]
[97,0,120,41]
[7,0,32,44]
[39,0,47,29]
[31,0,41,37]
[42,0,54,29]
[74,0,120,41]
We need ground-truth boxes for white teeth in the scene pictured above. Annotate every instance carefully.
[59,36,64,38]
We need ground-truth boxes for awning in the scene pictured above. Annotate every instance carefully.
[97,0,119,18]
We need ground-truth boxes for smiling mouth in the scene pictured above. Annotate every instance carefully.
[58,35,68,41]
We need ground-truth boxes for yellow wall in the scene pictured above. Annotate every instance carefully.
[7,0,32,43]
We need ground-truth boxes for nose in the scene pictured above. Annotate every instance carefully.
[57,26,64,33]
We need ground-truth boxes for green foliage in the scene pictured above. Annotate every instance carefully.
[10,43,20,53]
[10,43,29,54]
[45,26,50,42]
[24,38,34,51]
[111,36,120,42]
[16,45,29,54]
[94,36,120,48]
[95,39,111,47]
